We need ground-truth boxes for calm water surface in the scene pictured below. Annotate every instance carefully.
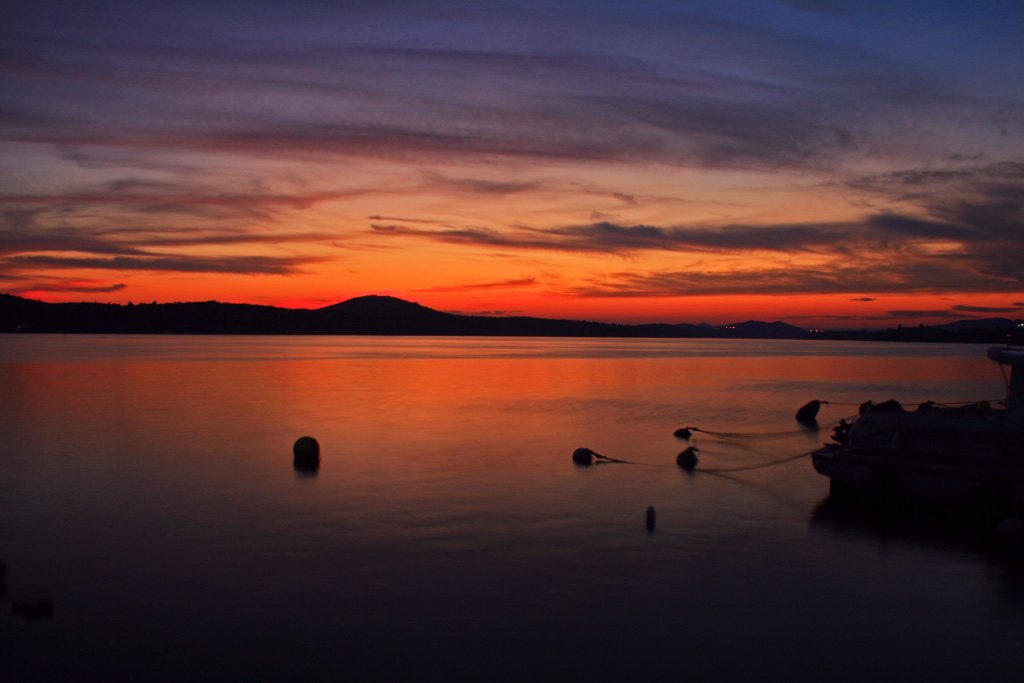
[1,335,1022,681]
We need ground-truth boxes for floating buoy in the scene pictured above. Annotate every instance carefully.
[293,437,321,474]
[676,446,700,470]
[673,427,692,439]
[293,436,320,462]
[573,447,595,466]
[646,506,656,531]
[795,400,822,425]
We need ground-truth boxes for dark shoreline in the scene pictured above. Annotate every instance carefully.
[2,293,1021,343]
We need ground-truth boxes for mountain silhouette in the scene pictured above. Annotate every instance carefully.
[0,293,677,337]
[313,296,464,334]
[1,293,1020,341]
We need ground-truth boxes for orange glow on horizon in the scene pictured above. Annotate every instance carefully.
[5,146,1021,329]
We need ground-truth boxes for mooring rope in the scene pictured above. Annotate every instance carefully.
[680,416,855,440]
[931,398,1003,408]
[696,449,815,473]
[586,450,677,469]
[685,425,829,439]
[577,446,818,473]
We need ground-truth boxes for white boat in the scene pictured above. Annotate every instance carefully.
[811,346,1024,511]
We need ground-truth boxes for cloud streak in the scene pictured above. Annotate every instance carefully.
[5,254,320,275]
[0,180,360,221]
[372,220,855,254]
[4,279,128,295]
[561,258,1022,299]
[951,304,1020,314]
[417,278,538,293]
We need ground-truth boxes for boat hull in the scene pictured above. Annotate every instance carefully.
[811,346,1024,510]
[812,442,1024,510]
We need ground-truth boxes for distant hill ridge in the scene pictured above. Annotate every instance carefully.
[0,293,1020,342]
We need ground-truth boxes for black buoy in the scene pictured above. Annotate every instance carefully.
[676,446,699,470]
[645,506,656,532]
[795,400,822,425]
[293,436,321,473]
[293,436,320,460]
[573,447,595,466]
[673,427,692,439]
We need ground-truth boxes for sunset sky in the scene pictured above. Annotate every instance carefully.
[2,0,1023,327]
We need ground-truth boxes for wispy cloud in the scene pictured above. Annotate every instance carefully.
[5,254,321,275]
[371,220,854,254]
[0,228,150,258]
[420,172,540,196]
[951,304,1020,314]
[561,256,1022,299]
[417,278,537,293]
[0,173,343,285]
[4,279,128,295]
[0,179,358,220]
